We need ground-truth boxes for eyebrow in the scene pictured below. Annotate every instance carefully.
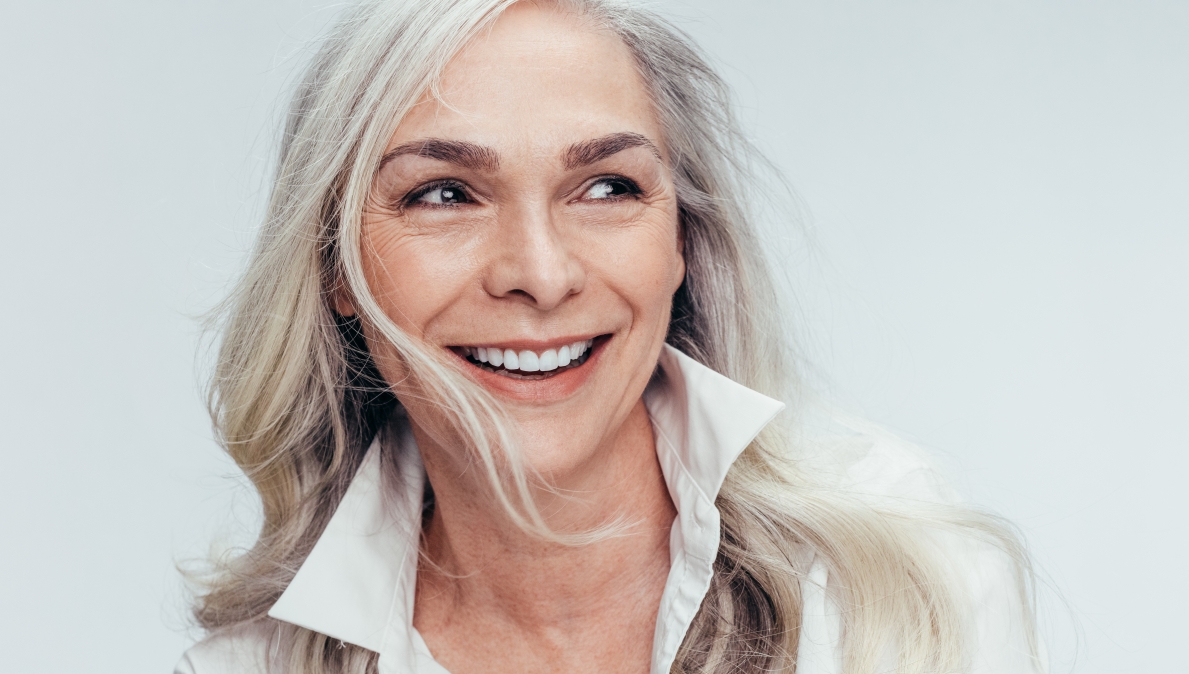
[379,139,501,172]
[378,132,662,173]
[562,132,663,170]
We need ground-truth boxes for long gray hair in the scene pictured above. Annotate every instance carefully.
[195,1,1037,672]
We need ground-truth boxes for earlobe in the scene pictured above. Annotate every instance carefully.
[674,221,687,290]
[332,285,357,317]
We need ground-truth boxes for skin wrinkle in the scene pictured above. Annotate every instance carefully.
[355,5,684,674]
[194,2,1040,671]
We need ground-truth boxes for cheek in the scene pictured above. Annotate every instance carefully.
[356,220,485,391]
[359,221,481,335]
[583,214,683,320]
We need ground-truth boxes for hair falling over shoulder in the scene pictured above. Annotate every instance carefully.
[194,1,1040,672]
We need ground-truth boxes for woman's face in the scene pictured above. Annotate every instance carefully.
[357,4,683,478]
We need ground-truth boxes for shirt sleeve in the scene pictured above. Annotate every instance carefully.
[804,432,1048,673]
[958,537,1047,674]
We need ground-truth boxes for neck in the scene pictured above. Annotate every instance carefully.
[413,399,676,635]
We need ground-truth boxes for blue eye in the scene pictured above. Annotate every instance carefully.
[584,178,638,200]
[413,183,470,205]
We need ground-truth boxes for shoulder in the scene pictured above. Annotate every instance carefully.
[174,621,277,674]
[798,410,1045,671]
[795,407,963,506]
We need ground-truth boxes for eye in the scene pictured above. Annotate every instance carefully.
[582,177,640,201]
[408,181,471,206]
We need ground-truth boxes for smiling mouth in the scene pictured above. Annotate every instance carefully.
[457,338,597,380]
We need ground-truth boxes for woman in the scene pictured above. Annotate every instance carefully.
[178,0,1042,672]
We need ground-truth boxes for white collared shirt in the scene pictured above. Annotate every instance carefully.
[176,345,1042,674]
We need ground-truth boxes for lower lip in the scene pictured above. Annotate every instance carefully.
[451,338,607,402]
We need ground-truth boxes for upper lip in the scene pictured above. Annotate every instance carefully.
[449,334,605,352]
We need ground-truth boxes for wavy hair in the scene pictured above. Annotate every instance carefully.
[194,1,1038,672]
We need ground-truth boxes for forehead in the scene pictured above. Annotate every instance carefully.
[391,3,662,157]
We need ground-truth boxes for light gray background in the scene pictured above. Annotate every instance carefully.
[0,1,1184,672]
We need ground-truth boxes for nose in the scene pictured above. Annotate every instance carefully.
[483,204,584,311]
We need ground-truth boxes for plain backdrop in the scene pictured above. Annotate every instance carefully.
[1,1,1184,672]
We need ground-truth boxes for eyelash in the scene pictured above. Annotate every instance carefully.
[402,180,470,209]
[400,175,644,209]
[582,175,642,201]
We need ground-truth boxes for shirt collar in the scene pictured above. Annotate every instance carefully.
[268,344,785,672]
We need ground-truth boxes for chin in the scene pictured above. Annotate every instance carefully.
[514,423,606,474]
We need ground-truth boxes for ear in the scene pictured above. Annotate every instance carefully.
[673,215,687,291]
[331,280,357,317]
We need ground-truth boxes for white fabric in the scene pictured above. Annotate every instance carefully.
[175,345,1042,673]
[795,558,841,674]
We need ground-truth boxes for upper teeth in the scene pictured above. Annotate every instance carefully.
[463,340,593,372]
